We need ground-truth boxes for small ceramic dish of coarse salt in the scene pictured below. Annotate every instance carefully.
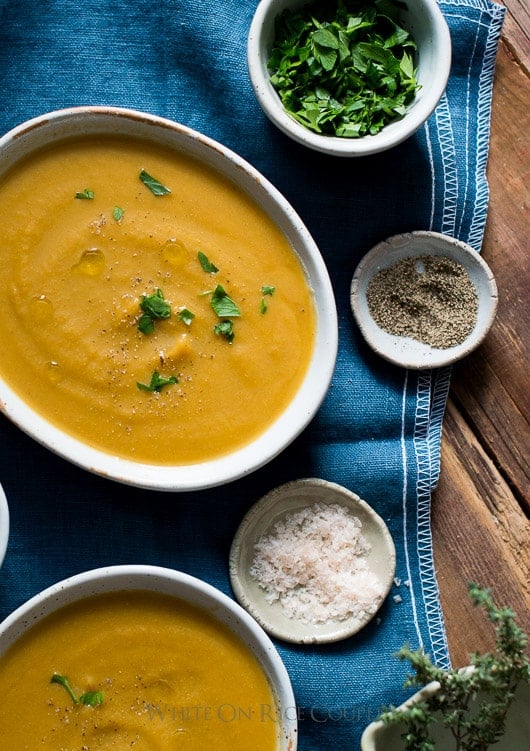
[350,231,498,370]
[229,478,396,644]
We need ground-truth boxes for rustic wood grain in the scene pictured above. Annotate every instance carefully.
[432,0,530,668]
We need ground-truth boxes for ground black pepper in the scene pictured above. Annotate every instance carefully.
[366,255,478,349]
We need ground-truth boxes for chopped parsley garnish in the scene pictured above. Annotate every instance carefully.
[260,284,276,313]
[138,288,171,334]
[214,320,235,344]
[137,371,178,392]
[50,673,103,707]
[210,285,241,318]
[178,308,195,326]
[113,206,124,221]
[210,286,240,343]
[268,0,419,138]
[74,188,94,199]
[198,251,219,274]
[139,169,171,195]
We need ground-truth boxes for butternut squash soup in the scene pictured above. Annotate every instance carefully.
[0,590,280,749]
[0,136,316,464]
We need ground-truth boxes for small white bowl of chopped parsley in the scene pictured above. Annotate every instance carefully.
[248,0,451,156]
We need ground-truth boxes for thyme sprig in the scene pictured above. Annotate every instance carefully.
[379,583,530,751]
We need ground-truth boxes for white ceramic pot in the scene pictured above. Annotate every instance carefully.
[361,672,530,750]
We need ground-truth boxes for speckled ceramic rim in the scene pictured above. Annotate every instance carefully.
[248,0,452,156]
[0,106,338,491]
[0,564,298,750]
[350,231,498,369]
[229,478,396,644]
[0,483,9,569]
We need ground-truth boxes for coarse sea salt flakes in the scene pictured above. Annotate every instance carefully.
[249,502,385,624]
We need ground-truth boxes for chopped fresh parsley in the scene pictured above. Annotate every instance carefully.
[139,169,171,195]
[268,0,419,138]
[177,308,195,326]
[210,286,241,342]
[113,206,124,221]
[137,371,178,392]
[214,320,235,344]
[138,288,171,334]
[260,284,276,313]
[198,251,219,274]
[50,673,103,707]
[74,188,94,199]
[210,285,241,318]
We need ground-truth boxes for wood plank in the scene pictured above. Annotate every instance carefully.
[449,28,530,511]
[432,400,530,667]
[434,0,530,669]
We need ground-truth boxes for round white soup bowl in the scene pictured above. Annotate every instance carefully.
[248,0,452,156]
[0,106,338,491]
[0,565,297,750]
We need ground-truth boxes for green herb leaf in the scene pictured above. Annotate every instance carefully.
[138,288,171,334]
[113,206,124,222]
[214,320,235,344]
[139,169,171,196]
[177,308,195,326]
[198,251,219,274]
[51,673,79,704]
[75,189,94,200]
[51,674,104,707]
[137,371,178,392]
[268,0,419,138]
[79,690,104,707]
[261,285,275,296]
[211,285,241,318]
[260,298,268,314]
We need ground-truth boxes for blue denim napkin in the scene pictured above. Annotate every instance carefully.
[0,1,505,748]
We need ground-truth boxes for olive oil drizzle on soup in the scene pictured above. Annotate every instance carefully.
[0,137,315,464]
[0,591,279,749]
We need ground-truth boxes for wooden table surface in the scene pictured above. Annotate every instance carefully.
[432,0,529,665]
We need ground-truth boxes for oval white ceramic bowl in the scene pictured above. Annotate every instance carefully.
[0,106,338,491]
[0,564,297,750]
[229,478,396,644]
[248,0,451,156]
[0,482,8,569]
[350,231,498,369]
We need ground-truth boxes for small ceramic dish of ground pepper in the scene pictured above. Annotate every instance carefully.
[350,231,498,370]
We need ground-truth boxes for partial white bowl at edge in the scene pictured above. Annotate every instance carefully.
[0,482,8,569]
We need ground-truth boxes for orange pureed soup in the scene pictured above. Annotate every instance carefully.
[0,137,315,464]
[0,590,280,749]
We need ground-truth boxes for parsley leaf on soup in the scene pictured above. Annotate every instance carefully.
[137,371,178,392]
[177,308,195,326]
[214,320,235,344]
[138,288,171,334]
[139,169,171,195]
[74,188,94,199]
[198,251,219,274]
[210,285,241,318]
[210,285,241,343]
